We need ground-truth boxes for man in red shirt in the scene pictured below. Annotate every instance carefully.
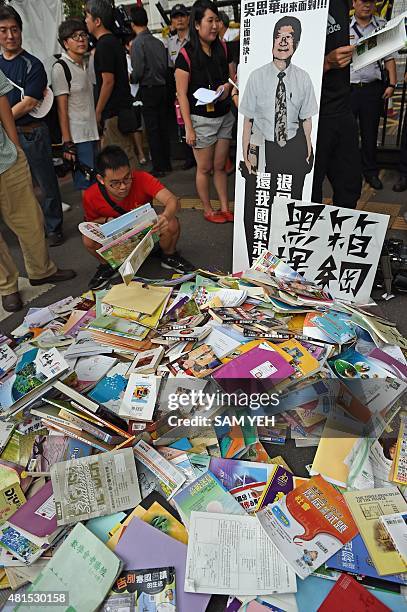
[83,145,194,288]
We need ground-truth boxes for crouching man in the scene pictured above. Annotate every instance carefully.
[82,145,194,288]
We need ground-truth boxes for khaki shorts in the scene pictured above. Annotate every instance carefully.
[191,111,235,149]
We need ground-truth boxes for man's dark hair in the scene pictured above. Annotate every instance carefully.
[85,0,114,30]
[58,19,87,48]
[219,11,230,29]
[96,145,130,175]
[0,5,23,31]
[273,16,302,47]
[130,6,148,27]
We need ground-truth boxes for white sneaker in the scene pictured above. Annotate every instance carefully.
[62,202,71,213]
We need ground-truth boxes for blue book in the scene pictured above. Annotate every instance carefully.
[88,362,129,415]
[326,534,407,586]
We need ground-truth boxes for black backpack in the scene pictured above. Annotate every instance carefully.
[46,55,72,148]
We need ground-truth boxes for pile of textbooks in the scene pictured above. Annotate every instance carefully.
[0,250,407,610]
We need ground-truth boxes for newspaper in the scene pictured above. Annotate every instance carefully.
[50,448,141,525]
[352,11,407,70]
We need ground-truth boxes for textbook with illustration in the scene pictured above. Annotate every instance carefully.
[257,475,358,579]
[101,566,176,611]
[173,471,245,527]
[343,486,407,575]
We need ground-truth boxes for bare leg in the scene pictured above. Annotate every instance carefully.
[193,145,215,215]
[82,236,106,263]
[213,138,230,212]
[159,217,180,255]
[133,131,146,162]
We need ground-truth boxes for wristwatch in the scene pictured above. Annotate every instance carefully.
[389,84,396,88]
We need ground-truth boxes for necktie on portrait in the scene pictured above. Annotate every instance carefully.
[275,71,287,147]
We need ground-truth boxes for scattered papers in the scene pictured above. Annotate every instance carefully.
[193,87,224,106]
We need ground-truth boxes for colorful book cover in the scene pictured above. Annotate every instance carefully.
[317,573,391,612]
[0,348,69,416]
[256,465,294,510]
[119,374,158,421]
[213,346,295,393]
[326,534,407,586]
[87,362,130,415]
[100,566,176,611]
[169,344,222,378]
[257,475,358,579]
[312,310,356,344]
[343,487,407,576]
[173,471,245,527]
[209,457,277,512]
[88,316,149,341]
[140,501,188,544]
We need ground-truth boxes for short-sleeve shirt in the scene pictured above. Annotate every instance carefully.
[0,69,17,174]
[167,33,189,68]
[240,62,318,142]
[0,50,47,126]
[350,16,393,84]
[175,41,230,118]
[83,170,164,221]
[94,33,132,120]
[51,54,99,144]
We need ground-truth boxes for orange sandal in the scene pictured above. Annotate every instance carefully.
[204,211,227,224]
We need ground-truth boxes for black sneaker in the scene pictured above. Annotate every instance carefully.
[88,264,117,290]
[48,232,64,247]
[160,252,195,274]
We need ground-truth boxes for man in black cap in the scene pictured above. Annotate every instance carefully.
[167,4,189,70]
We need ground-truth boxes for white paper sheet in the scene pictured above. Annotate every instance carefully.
[185,511,297,596]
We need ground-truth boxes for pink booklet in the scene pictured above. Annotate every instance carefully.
[9,480,57,538]
[213,346,295,392]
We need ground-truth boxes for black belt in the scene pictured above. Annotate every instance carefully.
[351,80,381,89]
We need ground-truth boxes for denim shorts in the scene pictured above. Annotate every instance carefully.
[74,140,98,191]
[191,111,235,149]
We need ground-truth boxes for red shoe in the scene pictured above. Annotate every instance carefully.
[204,211,227,224]
[225,158,235,175]
[220,211,234,222]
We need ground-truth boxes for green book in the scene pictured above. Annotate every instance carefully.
[13,523,122,612]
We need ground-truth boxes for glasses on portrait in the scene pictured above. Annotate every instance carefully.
[69,31,89,41]
[107,173,133,188]
[275,33,294,42]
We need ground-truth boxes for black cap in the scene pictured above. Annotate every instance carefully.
[170,4,188,18]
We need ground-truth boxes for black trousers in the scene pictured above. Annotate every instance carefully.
[350,80,383,178]
[139,85,171,172]
[312,111,362,209]
[265,127,312,198]
[242,128,311,266]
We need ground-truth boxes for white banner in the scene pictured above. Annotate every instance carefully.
[268,198,389,303]
[233,0,329,272]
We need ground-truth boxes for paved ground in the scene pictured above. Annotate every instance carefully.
[1,159,406,337]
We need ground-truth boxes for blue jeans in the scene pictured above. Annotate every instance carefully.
[18,123,63,235]
[73,140,98,191]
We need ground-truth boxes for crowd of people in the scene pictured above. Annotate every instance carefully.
[0,0,405,313]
